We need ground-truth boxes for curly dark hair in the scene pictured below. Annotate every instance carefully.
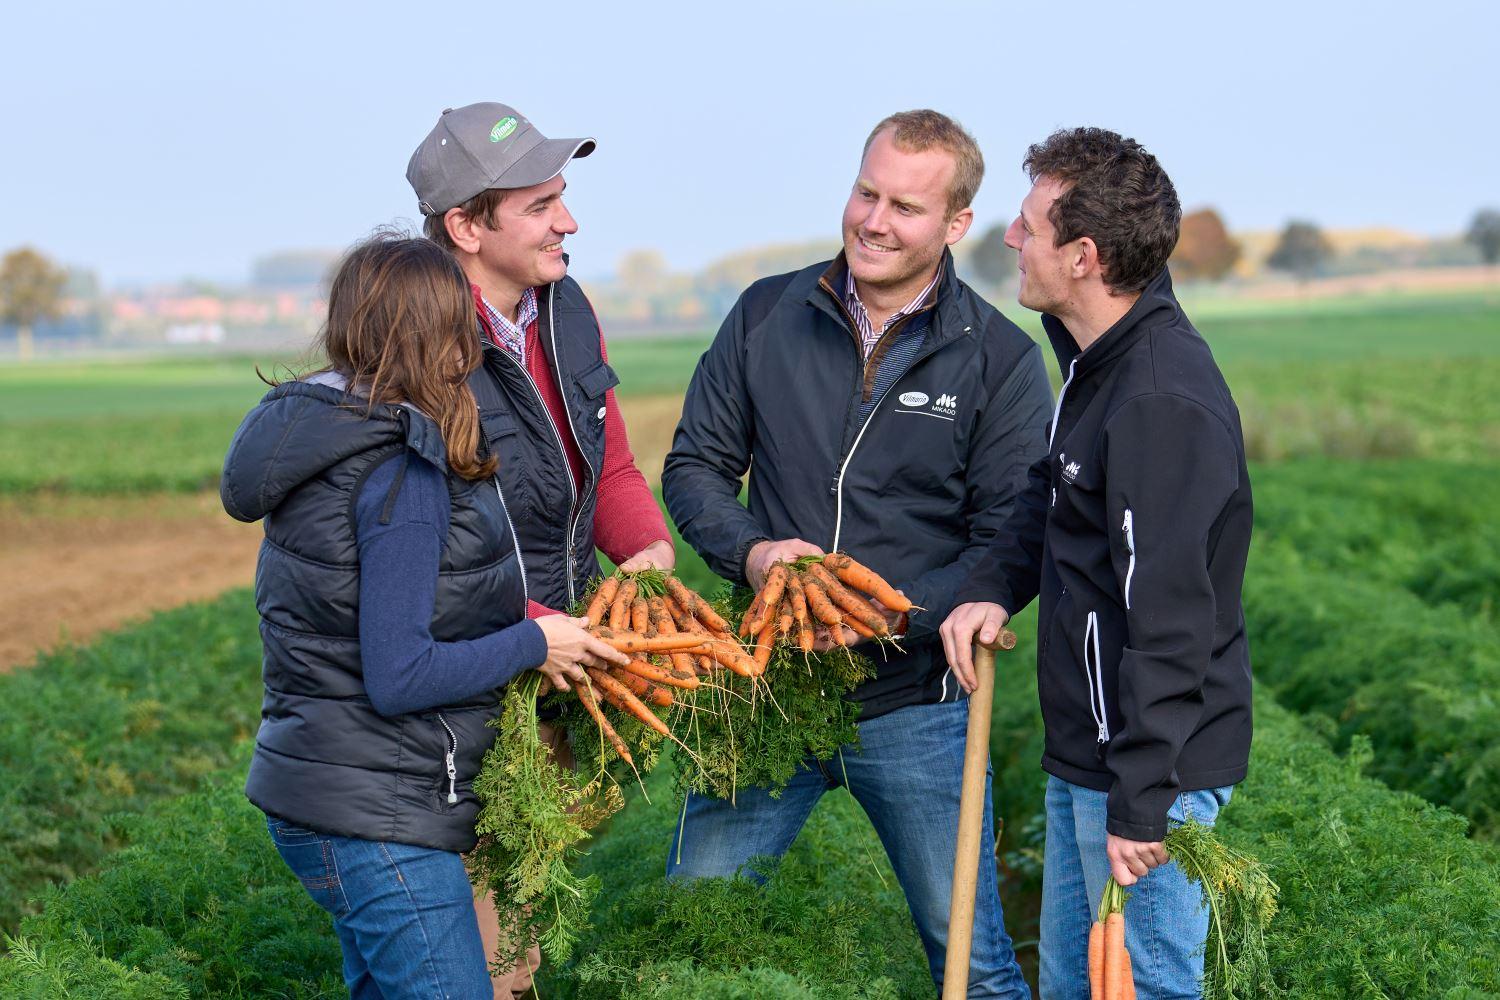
[1022,127,1181,294]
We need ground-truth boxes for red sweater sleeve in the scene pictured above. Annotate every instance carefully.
[593,329,672,562]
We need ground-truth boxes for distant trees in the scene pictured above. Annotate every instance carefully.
[968,222,1018,289]
[0,247,68,361]
[1170,208,1241,282]
[1266,221,1333,280]
[1467,208,1500,265]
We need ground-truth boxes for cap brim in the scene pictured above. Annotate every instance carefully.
[492,137,596,190]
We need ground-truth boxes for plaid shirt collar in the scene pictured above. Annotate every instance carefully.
[843,266,941,359]
[480,287,538,364]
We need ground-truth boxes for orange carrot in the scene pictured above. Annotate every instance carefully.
[608,578,637,631]
[631,597,651,635]
[822,553,913,612]
[740,587,766,638]
[778,605,795,644]
[801,579,844,626]
[1121,945,1136,1000]
[609,664,674,707]
[1103,911,1126,1000]
[745,564,789,635]
[753,618,777,670]
[665,577,731,634]
[652,607,699,676]
[589,627,707,654]
[586,576,619,628]
[700,640,763,677]
[584,666,670,737]
[1088,919,1104,1000]
[845,615,879,640]
[574,678,632,765]
[621,655,701,690]
[807,563,888,635]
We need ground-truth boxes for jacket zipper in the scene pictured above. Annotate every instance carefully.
[1083,610,1110,743]
[1049,356,1080,450]
[435,712,459,804]
[489,289,581,605]
[1122,508,1136,611]
[493,477,529,608]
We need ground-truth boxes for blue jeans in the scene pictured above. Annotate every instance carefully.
[1039,777,1233,1000]
[265,816,491,1000]
[666,698,1030,999]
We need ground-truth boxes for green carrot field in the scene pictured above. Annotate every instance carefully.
[1,285,1498,996]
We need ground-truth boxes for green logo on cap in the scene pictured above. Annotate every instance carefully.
[490,117,518,142]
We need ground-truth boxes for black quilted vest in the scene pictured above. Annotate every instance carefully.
[470,275,618,611]
[221,380,527,853]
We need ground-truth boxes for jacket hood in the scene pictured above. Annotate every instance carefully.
[1041,268,1183,374]
[220,379,450,523]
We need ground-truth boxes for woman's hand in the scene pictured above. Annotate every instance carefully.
[533,615,631,693]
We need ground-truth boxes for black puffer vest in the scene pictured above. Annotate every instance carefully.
[471,275,617,611]
[221,380,528,853]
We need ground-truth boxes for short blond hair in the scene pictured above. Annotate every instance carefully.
[863,109,985,217]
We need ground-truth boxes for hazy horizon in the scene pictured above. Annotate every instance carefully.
[2,0,1495,287]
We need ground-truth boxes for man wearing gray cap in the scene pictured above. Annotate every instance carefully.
[409,102,675,996]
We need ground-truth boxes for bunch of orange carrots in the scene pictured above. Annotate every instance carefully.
[1090,877,1135,1000]
[566,572,761,766]
[741,553,914,661]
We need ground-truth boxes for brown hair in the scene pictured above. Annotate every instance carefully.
[422,188,508,251]
[1022,127,1181,294]
[863,109,985,216]
[317,232,496,480]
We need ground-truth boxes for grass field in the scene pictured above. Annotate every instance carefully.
[2,283,1499,996]
[1,289,1497,494]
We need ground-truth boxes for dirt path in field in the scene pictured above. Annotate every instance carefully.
[0,492,263,672]
[0,393,685,674]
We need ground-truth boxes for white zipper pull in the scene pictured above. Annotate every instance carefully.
[445,749,458,804]
[1122,509,1133,537]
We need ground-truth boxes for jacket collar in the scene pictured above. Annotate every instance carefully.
[812,247,970,346]
[1041,268,1181,376]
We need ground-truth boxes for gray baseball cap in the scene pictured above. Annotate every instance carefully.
[407,102,595,216]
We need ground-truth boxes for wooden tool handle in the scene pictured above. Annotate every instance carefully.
[943,644,996,999]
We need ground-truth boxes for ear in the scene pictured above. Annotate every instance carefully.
[945,206,975,246]
[445,208,482,256]
[1071,236,1099,280]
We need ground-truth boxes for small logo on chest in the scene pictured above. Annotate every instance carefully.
[1060,452,1082,485]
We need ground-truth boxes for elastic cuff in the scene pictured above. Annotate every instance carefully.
[517,619,549,670]
[1105,814,1168,842]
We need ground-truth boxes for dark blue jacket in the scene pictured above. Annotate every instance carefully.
[221,380,528,853]
[663,252,1053,719]
[956,270,1254,841]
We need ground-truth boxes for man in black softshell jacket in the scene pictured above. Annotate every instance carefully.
[663,111,1051,999]
[941,128,1253,1000]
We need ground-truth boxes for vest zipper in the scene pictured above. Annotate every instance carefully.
[490,312,580,604]
[493,477,529,608]
[435,712,459,804]
[544,284,596,603]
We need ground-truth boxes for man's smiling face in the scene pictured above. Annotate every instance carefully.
[841,128,965,295]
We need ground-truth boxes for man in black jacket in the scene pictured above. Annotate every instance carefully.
[663,110,1051,998]
[941,128,1253,1000]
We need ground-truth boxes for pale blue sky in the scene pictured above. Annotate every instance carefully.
[1,0,1495,286]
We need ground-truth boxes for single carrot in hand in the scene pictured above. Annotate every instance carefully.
[822,553,913,612]
[631,597,651,635]
[1088,919,1104,1000]
[1103,910,1126,1000]
[586,576,619,628]
[753,618,777,670]
[590,627,709,654]
[1120,945,1136,1000]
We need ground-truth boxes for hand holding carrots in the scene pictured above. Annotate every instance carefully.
[1106,832,1168,886]
[745,537,824,592]
[1090,877,1136,1000]
[534,615,632,693]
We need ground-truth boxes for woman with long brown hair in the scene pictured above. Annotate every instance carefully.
[221,233,628,998]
